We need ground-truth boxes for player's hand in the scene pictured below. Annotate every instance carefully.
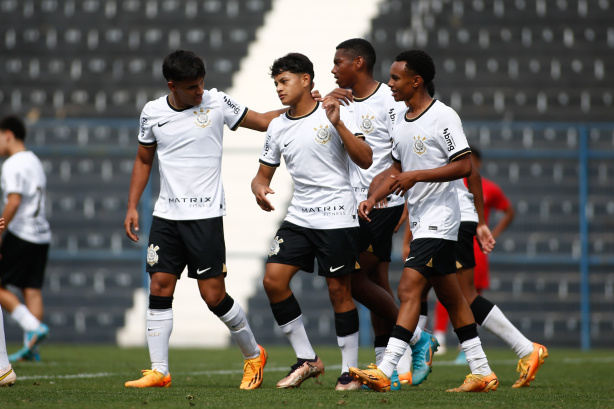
[124,208,140,242]
[476,223,495,254]
[389,171,417,196]
[374,197,388,209]
[322,96,341,126]
[311,89,322,100]
[253,184,276,212]
[358,199,376,222]
[319,88,354,106]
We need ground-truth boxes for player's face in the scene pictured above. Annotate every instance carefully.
[274,71,307,106]
[168,77,204,108]
[331,49,357,89]
[388,61,418,102]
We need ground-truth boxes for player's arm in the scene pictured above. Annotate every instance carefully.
[466,161,495,254]
[239,109,287,132]
[492,200,515,239]
[125,144,156,242]
[359,162,402,221]
[1,193,21,227]
[390,153,472,196]
[402,217,413,260]
[322,96,372,169]
[251,164,277,212]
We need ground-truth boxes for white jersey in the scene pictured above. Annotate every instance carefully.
[350,83,406,207]
[138,89,248,221]
[1,151,51,244]
[391,100,470,240]
[455,179,479,223]
[259,102,364,229]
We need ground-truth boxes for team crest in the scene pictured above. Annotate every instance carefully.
[413,135,427,156]
[360,114,375,134]
[194,108,212,128]
[147,244,160,266]
[314,125,332,144]
[268,236,284,257]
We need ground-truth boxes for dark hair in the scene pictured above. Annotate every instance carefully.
[162,50,206,82]
[471,146,482,160]
[0,115,26,141]
[336,38,376,74]
[426,81,435,97]
[270,53,314,84]
[395,50,436,85]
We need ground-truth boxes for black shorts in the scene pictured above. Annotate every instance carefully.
[453,222,477,269]
[147,216,226,279]
[0,231,49,289]
[359,205,404,262]
[267,221,360,277]
[403,238,456,278]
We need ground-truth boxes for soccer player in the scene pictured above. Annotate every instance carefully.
[0,115,50,362]
[436,147,546,387]
[251,53,372,390]
[329,38,438,387]
[124,50,281,389]
[350,50,498,393]
[0,216,17,387]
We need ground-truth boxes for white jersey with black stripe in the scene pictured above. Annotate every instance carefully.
[391,99,471,240]
[455,179,479,223]
[137,89,248,221]
[1,151,51,244]
[350,83,406,207]
[259,102,364,230]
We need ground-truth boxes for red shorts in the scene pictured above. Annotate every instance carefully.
[473,238,489,290]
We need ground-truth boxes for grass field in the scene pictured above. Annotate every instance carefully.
[1,344,613,409]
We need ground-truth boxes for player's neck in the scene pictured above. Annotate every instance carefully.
[405,92,434,119]
[351,77,379,99]
[289,95,317,118]
[8,142,26,156]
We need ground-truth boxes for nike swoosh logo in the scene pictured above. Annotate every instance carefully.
[405,256,415,262]
[158,120,171,127]
[329,265,345,272]
[283,140,294,147]
[197,267,212,274]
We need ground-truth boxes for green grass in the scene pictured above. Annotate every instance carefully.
[1,345,613,409]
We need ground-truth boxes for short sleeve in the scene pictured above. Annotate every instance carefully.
[340,104,365,138]
[137,105,156,147]
[1,164,25,195]
[435,106,470,162]
[488,182,511,211]
[217,91,249,131]
[258,124,281,168]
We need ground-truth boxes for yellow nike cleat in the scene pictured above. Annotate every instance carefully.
[512,343,548,388]
[0,365,16,387]
[125,369,171,388]
[240,345,267,389]
[446,372,498,393]
[349,364,391,392]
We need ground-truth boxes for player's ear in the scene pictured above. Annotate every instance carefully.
[167,81,176,92]
[302,73,311,88]
[355,56,364,70]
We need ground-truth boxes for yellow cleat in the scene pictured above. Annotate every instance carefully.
[240,345,267,390]
[446,372,498,393]
[512,343,548,388]
[125,369,171,388]
[349,364,391,392]
[0,365,16,387]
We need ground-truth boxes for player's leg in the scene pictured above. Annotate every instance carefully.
[0,234,49,361]
[126,217,181,388]
[350,266,427,392]
[0,306,16,387]
[432,299,450,354]
[457,267,547,387]
[431,271,497,393]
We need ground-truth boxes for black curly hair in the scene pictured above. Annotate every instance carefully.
[395,50,436,84]
[270,53,314,85]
